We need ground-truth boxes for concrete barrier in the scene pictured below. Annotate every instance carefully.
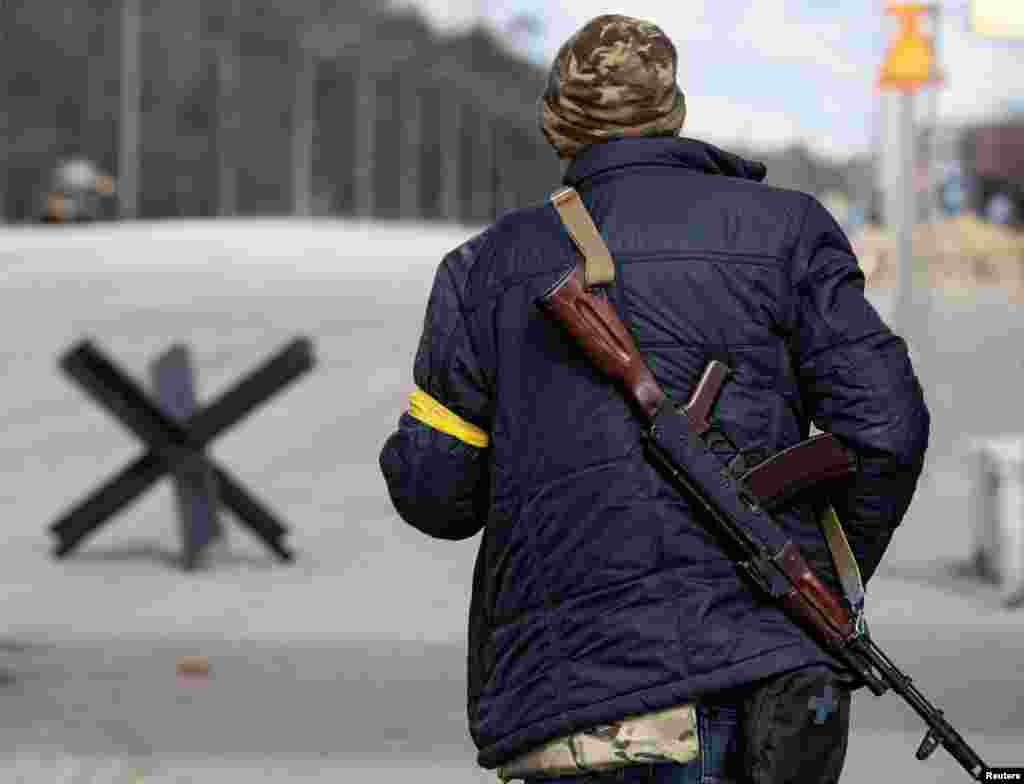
[966,435,1024,606]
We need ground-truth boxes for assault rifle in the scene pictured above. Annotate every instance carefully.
[538,261,990,781]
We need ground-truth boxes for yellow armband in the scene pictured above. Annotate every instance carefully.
[408,388,490,449]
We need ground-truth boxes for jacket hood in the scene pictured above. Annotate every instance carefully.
[563,136,768,189]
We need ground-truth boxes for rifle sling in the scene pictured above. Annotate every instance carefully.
[549,186,866,614]
[551,186,616,288]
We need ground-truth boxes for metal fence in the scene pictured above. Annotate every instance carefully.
[2,1,556,224]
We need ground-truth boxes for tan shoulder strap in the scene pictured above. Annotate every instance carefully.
[550,186,615,288]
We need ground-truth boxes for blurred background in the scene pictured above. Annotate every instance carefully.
[3,0,555,225]
[1,0,1022,234]
[1,1,1023,782]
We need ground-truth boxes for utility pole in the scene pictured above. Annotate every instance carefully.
[399,74,422,220]
[119,0,142,219]
[892,88,917,333]
[292,46,318,217]
[491,120,502,221]
[214,0,241,217]
[0,0,10,221]
[353,61,377,220]
[473,107,495,223]
[441,93,462,223]
[877,2,943,338]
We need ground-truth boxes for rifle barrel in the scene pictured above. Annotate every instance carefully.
[853,637,987,780]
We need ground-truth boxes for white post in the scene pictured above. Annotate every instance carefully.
[1000,451,1024,605]
[119,0,142,219]
[968,437,1024,606]
[969,440,1000,580]
[890,89,917,339]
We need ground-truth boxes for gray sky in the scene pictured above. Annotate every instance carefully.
[393,1,1024,161]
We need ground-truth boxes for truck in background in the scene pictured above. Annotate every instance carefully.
[959,120,1024,226]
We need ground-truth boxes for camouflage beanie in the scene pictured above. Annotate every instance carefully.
[540,14,687,159]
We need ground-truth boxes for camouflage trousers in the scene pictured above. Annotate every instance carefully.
[520,697,739,784]
[520,666,852,784]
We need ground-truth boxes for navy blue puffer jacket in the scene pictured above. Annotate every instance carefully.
[379,136,929,770]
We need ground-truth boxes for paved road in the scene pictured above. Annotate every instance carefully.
[0,222,1021,782]
[0,613,1020,783]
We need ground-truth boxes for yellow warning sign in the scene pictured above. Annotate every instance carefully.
[878,3,943,91]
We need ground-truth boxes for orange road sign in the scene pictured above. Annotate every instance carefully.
[878,3,943,91]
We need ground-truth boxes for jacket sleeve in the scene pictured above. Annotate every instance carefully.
[789,195,930,585]
[378,239,493,541]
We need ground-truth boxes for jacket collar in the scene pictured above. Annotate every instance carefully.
[562,136,767,189]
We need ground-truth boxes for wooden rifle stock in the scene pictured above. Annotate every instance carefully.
[540,263,665,421]
[540,264,756,437]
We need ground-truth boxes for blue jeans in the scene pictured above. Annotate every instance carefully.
[523,701,741,784]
